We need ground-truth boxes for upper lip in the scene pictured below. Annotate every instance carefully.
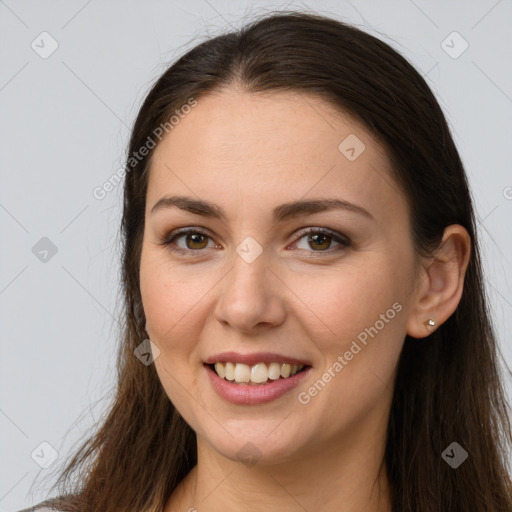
[204,351,311,366]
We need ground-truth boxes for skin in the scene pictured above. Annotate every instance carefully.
[139,88,471,511]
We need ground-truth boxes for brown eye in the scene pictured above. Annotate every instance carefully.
[160,229,217,254]
[292,228,351,255]
[306,233,332,251]
[183,233,209,250]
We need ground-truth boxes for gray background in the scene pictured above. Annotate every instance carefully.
[1,0,511,510]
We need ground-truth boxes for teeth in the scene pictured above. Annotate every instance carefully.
[268,362,281,380]
[280,363,291,378]
[224,362,235,381]
[214,362,225,379]
[212,362,305,384]
[234,363,251,383]
[251,363,268,384]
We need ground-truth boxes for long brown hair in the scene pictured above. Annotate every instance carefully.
[36,10,512,512]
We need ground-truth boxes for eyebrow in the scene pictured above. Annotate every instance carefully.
[150,195,374,223]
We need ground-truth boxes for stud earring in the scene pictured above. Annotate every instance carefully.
[425,319,436,328]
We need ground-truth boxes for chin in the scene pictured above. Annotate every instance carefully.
[197,418,312,467]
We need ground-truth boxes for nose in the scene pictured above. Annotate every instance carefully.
[214,251,287,334]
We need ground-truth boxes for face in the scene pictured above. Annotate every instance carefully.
[140,88,420,465]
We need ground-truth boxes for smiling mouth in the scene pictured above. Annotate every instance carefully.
[208,361,308,385]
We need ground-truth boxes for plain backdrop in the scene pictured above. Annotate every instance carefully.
[1,0,511,510]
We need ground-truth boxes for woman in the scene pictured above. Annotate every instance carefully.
[22,10,512,512]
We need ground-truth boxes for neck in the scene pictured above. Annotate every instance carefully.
[166,408,393,511]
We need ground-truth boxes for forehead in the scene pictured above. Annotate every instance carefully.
[147,89,408,225]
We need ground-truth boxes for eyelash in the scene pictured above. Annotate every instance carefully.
[158,227,351,257]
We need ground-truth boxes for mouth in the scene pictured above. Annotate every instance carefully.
[205,361,310,385]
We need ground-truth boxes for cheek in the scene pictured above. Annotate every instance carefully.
[292,261,402,342]
[139,250,199,349]
[294,268,405,435]
[140,254,204,418]
[292,259,407,402]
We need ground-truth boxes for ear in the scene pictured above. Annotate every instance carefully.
[406,224,471,339]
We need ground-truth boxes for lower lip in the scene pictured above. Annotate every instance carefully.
[205,364,311,405]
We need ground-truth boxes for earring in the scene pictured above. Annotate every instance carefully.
[425,319,436,328]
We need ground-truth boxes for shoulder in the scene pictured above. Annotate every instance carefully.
[16,501,67,512]
[16,494,76,511]
[16,508,62,512]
